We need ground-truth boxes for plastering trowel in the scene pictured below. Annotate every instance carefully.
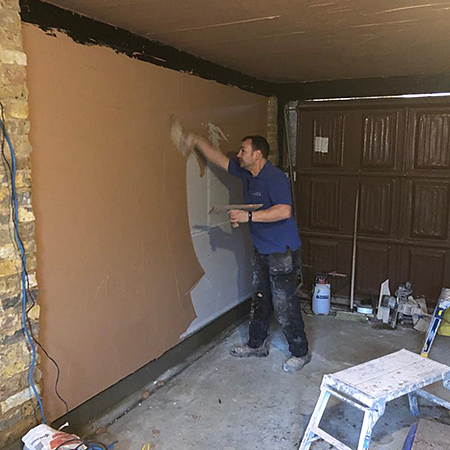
[209,204,263,214]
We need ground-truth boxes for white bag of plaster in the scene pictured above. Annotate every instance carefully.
[22,424,86,450]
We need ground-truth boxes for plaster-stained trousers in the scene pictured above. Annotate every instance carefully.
[247,248,309,357]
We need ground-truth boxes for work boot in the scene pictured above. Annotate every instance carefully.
[230,342,269,358]
[282,354,311,373]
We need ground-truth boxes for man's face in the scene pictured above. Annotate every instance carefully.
[237,139,257,170]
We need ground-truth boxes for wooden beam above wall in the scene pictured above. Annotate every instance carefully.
[277,73,450,101]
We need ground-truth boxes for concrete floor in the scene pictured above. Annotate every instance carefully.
[90,314,450,450]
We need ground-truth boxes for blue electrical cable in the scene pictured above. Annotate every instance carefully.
[0,117,47,424]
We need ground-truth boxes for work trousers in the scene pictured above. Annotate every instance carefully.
[247,248,309,357]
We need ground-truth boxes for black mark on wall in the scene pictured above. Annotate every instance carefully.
[20,0,277,97]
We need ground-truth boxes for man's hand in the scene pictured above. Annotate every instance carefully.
[185,133,199,154]
[228,209,249,228]
[186,133,230,171]
[228,204,291,228]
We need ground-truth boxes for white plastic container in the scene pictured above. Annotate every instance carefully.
[312,279,331,315]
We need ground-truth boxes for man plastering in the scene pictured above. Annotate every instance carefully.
[186,133,310,373]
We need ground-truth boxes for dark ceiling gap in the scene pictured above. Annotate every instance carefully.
[20,0,450,101]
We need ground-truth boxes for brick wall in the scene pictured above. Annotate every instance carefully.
[266,96,278,166]
[0,0,41,446]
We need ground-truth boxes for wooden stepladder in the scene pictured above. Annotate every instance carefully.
[299,349,450,450]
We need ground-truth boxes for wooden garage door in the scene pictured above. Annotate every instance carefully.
[295,99,450,306]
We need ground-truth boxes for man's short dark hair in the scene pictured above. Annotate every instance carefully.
[242,135,270,159]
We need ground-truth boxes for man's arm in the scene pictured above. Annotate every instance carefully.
[228,205,291,226]
[186,134,230,171]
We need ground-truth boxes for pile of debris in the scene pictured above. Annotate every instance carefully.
[376,281,429,332]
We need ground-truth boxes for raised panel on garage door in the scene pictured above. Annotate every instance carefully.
[360,110,403,171]
[407,108,450,176]
[297,176,359,234]
[311,113,345,167]
[355,242,399,295]
[401,246,450,302]
[308,239,338,273]
[404,180,450,244]
[358,178,400,239]
[298,110,356,170]
[310,178,340,230]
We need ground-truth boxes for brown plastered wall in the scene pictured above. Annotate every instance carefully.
[0,0,41,446]
[22,24,267,421]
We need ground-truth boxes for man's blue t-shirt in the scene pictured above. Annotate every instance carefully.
[228,158,301,254]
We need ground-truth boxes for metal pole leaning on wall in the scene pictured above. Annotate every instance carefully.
[349,189,359,311]
[283,106,297,217]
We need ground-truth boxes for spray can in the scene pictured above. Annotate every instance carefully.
[312,275,331,315]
